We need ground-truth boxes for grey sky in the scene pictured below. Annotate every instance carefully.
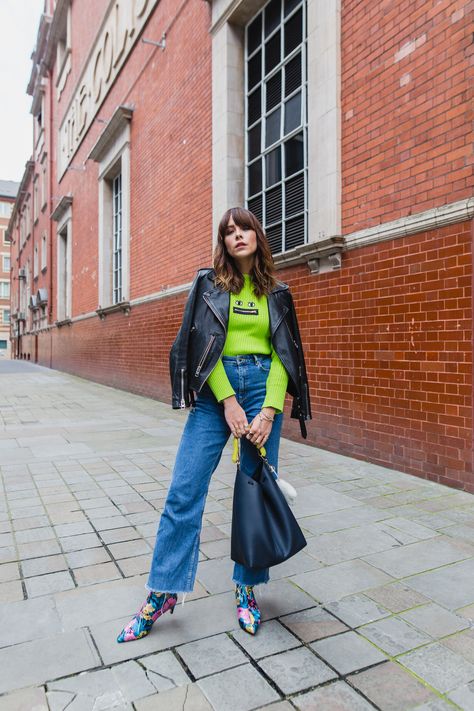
[0,0,44,182]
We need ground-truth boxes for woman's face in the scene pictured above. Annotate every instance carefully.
[223,215,258,267]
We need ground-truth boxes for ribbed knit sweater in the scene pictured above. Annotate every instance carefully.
[206,274,289,413]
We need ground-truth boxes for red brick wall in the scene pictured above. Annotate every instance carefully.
[53,0,213,320]
[282,222,473,491]
[36,291,183,405]
[12,1,474,492]
[31,221,472,490]
[342,0,473,233]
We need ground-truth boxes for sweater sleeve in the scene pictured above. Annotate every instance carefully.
[262,348,289,413]
[206,358,236,402]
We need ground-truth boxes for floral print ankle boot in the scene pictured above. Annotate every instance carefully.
[235,584,261,635]
[117,591,177,643]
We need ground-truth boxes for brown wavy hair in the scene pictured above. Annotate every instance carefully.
[213,207,278,297]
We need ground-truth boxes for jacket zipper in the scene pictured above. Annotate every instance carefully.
[285,319,299,349]
[195,335,216,376]
[179,368,186,408]
[200,294,228,389]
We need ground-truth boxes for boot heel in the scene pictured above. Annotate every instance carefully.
[170,605,175,614]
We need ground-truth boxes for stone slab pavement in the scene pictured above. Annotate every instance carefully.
[0,360,474,710]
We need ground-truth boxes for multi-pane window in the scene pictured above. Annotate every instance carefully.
[34,245,39,278]
[0,202,12,217]
[3,310,10,324]
[3,256,10,272]
[41,158,47,209]
[245,0,307,254]
[0,281,10,299]
[41,233,47,270]
[33,177,39,222]
[112,173,122,304]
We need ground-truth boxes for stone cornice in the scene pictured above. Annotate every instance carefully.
[210,0,264,34]
[27,13,52,94]
[31,80,46,117]
[43,0,70,70]
[96,301,131,319]
[273,237,344,272]
[273,198,474,273]
[343,197,474,250]
[88,105,134,163]
[51,195,73,223]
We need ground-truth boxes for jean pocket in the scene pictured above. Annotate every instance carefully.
[256,357,271,373]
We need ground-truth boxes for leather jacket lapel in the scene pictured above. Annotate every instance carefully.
[268,296,289,338]
[202,286,230,331]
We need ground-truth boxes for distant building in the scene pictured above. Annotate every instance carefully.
[0,180,18,358]
[7,1,474,490]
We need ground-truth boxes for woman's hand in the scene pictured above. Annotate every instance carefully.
[222,396,249,438]
[246,407,275,448]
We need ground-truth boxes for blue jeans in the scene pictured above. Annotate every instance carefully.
[147,354,283,592]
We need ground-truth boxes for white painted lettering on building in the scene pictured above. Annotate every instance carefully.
[58,0,159,178]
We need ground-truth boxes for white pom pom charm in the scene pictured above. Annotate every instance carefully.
[276,478,297,506]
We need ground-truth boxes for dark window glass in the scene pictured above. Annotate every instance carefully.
[248,195,263,223]
[285,173,305,216]
[285,53,301,96]
[265,32,281,74]
[266,223,282,253]
[284,91,301,134]
[247,13,262,55]
[284,0,300,16]
[284,8,302,56]
[265,0,281,37]
[266,146,281,187]
[248,159,262,196]
[248,88,262,125]
[248,51,261,90]
[266,71,281,112]
[248,122,261,161]
[265,108,280,147]
[265,185,282,224]
[246,2,306,253]
[284,132,304,176]
[285,215,305,249]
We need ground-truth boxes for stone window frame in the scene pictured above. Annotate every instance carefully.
[211,0,341,257]
[41,231,47,272]
[33,243,39,280]
[89,105,132,315]
[55,0,72,99]
[33,175,39,224]
[55,202,73,323]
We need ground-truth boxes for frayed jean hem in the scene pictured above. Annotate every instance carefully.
[145,583,193,594]
[232,576,270,587]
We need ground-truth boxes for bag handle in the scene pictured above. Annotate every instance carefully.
[232,436,278,478]
[232,436,265,464]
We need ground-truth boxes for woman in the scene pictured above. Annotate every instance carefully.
[117,207,311,643]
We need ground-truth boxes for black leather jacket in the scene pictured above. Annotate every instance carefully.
[170,268,312,438]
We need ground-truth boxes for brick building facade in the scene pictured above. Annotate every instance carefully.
[7,0,473,489]
[0,181,18,359]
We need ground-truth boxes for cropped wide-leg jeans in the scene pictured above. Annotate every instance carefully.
[146,354,283,593]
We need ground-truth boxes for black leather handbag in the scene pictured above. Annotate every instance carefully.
[231,445,307,569]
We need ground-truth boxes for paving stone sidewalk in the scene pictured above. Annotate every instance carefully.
[0,360,474,711]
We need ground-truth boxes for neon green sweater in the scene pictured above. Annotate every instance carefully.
[206,274,289,413]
